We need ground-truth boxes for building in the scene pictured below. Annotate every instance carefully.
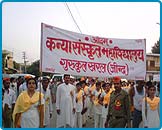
[146,53,160,81]
[3,50,13,68]
[3,50,18,73]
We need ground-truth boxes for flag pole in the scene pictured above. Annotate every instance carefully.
[39,23,44,127]
[144,38,147,122]
[145,87,147,120]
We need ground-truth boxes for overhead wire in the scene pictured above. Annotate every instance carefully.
[64,2,82,34]
[73,2,89,34]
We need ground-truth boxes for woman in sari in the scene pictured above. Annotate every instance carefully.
[13,77,44,128]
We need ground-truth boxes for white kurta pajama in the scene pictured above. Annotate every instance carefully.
[92,90,102,128]
[100,91,110,128]
[56,83,76,128]
[82,86,90,125]
[74,90,84,128]
[3,89,16,128]
[3,89,16,109]
[37,86,53,127]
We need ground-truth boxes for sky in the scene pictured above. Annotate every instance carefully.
[2,2,160,64]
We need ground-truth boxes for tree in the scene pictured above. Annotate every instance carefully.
[151,39,160,54]
[27,60,40,77]
[13,61,20,70]
[27,60,53,78]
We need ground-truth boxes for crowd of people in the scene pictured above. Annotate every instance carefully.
[2,74,160,128]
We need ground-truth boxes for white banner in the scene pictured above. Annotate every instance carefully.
[40,23,146,80]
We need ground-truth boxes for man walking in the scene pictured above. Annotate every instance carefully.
[37,76,53,127]
[129,80,145,128]
[3,78,16,128]
[105,76,131,128]
[56,74,76,128]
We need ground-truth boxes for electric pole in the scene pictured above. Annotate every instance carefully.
[22,51,27,73]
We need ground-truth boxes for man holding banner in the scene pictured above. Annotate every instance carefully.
[40,23,147,128]
[41,23,146,81]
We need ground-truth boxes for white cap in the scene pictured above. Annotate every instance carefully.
[70,75,75,79]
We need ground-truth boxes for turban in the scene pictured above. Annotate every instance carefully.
[3,77,10,82]
[25,75,32,80]
[113,76,121,83]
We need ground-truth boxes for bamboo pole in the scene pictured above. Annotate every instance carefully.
[39,23,43,127]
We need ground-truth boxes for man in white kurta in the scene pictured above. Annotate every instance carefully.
[56,74,76,128]
[92,82,102,128]
[74,82,84,128]
[3,78,16,128]
[10,77,17,98]
[37,76,53,127]
[19,82,27,94]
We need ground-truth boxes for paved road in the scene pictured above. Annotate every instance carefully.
[49,103,56,128]
[49,103,95,128]
[83,117,94,128]
[49,106,143,128]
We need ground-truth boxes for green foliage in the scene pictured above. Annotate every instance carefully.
[26,60,52,78]
[151,39,160,54]
[13,61,20,70]
[27,60,40,77]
